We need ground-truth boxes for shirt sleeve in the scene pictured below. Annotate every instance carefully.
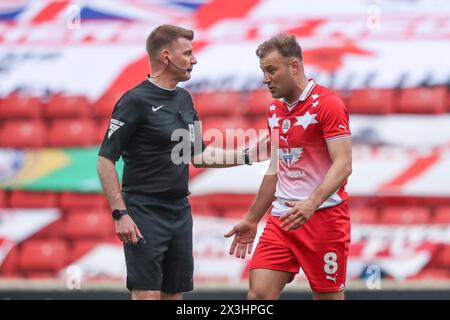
[316,94,351,142]
[98,93,141,162]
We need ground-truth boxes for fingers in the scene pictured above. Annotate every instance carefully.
[236,242,248,259]
[224,227,236,238]
[229,238,238,255]
[134,225,143,239]
[284,201,295,208]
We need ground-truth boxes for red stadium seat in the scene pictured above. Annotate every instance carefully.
[189,196,216,216]
[45,94,91,118]
[19,239,68,272]
[59,192,108,210]
[209,194,254,211]
[201,116,251,148]
[223,207,248,219]
[349,206,378,224]
[0,246,20,276]
[397,86,447,114]
[94,91,124,117]
[0,190,6,208]
[97,118,110,144]
[252,116,268,131]
[433,206,450,224]
[64,209,113,240]
[193,91,244,117]
[380,206,431,224]
[48,119,97,147]
[0,120,46,148]
[9,191,58,208]
[348,89,395,114]
[70,240,98,262]
[247,90,273,115]
[0,94,43,119]
[436,245,450,268]
[32,218,65,239]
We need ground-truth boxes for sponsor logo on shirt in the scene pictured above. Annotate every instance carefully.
[278,147,303,168]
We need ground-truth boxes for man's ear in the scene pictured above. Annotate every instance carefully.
[160,49,170,65]
[290,58,300,75]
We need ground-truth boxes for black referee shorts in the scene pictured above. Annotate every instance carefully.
[122,192,193,293]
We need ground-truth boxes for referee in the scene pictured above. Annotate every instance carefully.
[97,25,261,300]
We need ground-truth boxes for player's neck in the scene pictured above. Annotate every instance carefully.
[284,77,310,105]
[148,74,178,90]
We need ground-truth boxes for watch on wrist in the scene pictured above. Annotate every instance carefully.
[112,209,128,220]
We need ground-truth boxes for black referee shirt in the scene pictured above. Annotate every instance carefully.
[99,78,205,199]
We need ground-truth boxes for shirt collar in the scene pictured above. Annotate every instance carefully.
[282,79,316,108]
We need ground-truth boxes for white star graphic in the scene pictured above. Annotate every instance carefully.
[294,111,318,129]
[312,101,319,107]
[269,104,276,111]
[311,94,319,100]
[268,113,280,129]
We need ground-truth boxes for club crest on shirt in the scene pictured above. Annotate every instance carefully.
[278,147,303,168]
[281,119,291,134]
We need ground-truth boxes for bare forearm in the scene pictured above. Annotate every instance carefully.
[192,147,244,168]
[97,156,126,210]
[245,174,277,224]
[308,160,352,209]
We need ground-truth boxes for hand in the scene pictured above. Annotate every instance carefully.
[279,198,318,231]
[248,131,270,162]
[224,220,258,259]
[115,215,143,245]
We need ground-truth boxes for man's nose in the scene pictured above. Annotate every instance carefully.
[191,55,197,65]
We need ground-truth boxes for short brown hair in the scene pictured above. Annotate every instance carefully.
[256,33,302,61]
[146,24,194,63]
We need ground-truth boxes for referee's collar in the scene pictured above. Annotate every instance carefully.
[146,76,178,95]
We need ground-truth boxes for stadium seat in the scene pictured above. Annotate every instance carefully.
[0,190,6,208]
[59,192,108,210]
[209,194,254,211]
[32,218,65,239]
[252,116,268,131]
[223,208,248,219]
[397,86,447,114]
[70,240,98,263]
[97,118,110,144]
[189,196,216,216]
[0,246,20,276]
[201,116,251,148]
[349,206,379,224]
[94,91,124,117]
[380,206,431,224]
[9,191,58,208]
[433,206,450,224]
[0,94,43,119]
[247,90,273,115]
[435,245,450,268]
[0,120,46,148]
[45,94,91,118]
[18,239,68,272]
[64,209,113,240]
[48,119,97,147]
[193,91,244,117]
[348,89,395,114]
